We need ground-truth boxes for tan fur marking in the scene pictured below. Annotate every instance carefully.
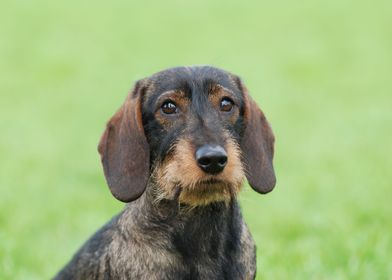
[209,84,240,124]
[153,135,244,206]
[154,90,189,127]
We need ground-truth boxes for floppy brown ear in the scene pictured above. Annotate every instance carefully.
[98,82,150,202]
[240,87,276,194]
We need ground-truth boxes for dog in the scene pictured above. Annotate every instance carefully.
[54,66,276,279]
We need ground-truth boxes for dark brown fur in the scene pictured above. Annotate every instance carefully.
[54,66,276,280]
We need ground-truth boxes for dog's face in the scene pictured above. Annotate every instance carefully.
[98,66,275,206]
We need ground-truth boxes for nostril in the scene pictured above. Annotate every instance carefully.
[198,157,212,166]
[195,145,228,174]
[218,156,227,166]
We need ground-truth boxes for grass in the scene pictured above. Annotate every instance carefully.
[1,0,391,279]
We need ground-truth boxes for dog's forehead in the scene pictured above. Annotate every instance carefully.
[144,66,241,100]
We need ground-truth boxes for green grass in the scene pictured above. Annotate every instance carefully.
[1,0,391,279]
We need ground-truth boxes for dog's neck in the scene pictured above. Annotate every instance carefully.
[119,182,243,248]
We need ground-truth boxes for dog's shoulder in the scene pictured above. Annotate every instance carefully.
[239,221,257,279]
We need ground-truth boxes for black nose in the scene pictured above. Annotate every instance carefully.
[196,145,227,174]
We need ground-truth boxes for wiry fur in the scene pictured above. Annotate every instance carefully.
[54,66,276,280]
[55,187,257,280]
[153,136,244,206]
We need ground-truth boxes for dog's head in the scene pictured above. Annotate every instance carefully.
[98,66,275,206]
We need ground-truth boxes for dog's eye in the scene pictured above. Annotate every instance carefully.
[220,98,234,112]
[161,101,178,115]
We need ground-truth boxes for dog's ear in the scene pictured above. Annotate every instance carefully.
[98,81,150,202]
[240,84,276,194]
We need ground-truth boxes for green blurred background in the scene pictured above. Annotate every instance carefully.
[1,0,391,279]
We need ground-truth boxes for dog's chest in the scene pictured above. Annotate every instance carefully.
[109,235,252,279]
[106,217,256,279]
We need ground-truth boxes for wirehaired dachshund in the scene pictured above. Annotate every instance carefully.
[55,66,276,279]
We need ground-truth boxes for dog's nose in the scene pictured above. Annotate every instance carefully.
[196,145,227,174]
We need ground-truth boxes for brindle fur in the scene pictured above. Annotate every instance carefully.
[54,66,275,280]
